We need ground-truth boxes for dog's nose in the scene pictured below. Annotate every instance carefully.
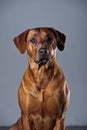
[39,48,49,55]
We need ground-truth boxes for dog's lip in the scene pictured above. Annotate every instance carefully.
[34,58,49,64]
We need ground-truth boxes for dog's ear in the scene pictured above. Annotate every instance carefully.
[13,29,29,54]
[56,30,66,51]
[51,28,66,51]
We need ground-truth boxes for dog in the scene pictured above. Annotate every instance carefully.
[9,27,70,130]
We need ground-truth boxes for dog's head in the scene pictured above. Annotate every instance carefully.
[13,27,66,66]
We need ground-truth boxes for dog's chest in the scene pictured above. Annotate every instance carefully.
[26,90,62,130]
[19,84,64,130]
[27,90,61,117]
[24,91,55,130]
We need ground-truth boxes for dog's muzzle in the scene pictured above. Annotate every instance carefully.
[35,47,50,65]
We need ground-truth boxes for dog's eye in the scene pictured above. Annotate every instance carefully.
[46,34,53,43]
[30,37,37,44]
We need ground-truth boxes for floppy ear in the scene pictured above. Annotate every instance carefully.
[56,30,66,51]
[13,29,29,54]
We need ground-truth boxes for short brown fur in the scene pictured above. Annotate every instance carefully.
[10,27,70,130]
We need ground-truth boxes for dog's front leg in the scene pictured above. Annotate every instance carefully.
[22,114,31,130]
[53,118,67,130]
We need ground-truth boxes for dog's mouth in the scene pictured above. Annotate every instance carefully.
[34,56,53,69]
[35,58,49,65]
[34,53,52,69]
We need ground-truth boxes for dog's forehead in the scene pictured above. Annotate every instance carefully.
[28,28,54,38]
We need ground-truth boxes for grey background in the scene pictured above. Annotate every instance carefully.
[0,0,87,126]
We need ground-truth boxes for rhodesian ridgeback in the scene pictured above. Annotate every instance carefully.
[10,27,70,130]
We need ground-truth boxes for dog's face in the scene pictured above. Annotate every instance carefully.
[13,27,66,66]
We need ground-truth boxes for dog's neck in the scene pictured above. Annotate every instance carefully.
[28,57,57,90]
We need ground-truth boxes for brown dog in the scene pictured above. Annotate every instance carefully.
[10,27,70,130]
